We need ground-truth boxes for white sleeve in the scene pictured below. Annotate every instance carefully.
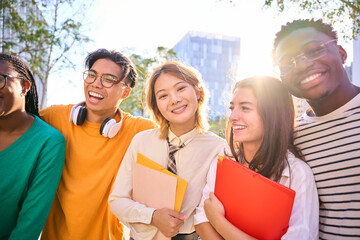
[194,157,218,225]
[281,160,319,240]
[108,135,158,240]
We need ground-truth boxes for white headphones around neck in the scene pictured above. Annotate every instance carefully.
[69,102,123,139]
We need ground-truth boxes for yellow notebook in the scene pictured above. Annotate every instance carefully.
[136,153,188,211]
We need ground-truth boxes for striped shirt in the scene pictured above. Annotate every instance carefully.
[294,93,360,240]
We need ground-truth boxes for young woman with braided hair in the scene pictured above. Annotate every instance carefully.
[0,53,65,240]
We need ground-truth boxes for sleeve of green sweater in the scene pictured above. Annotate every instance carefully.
[9,134,65,240]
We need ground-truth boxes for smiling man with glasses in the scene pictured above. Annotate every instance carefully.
[39,49,157,240]
[273,19,360,239]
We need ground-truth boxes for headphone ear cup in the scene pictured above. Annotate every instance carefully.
[100,118,116,138]
[70,104,81,125]
[107,121,122,139]
[70,103,87,126]
[76,107,87,125]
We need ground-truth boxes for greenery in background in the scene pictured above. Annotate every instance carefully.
[263,0,360,40]
[0,0,91,108]
[121,47,177,116]
[209,115,228,138]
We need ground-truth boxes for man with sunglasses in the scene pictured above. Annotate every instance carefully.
[39,49,157,240]
[273,19,360,239]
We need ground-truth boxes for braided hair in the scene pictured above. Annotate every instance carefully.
[0,53,39,116]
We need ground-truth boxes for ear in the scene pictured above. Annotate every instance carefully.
[121,87,131,99]
[195,88,201,101]
[22,79,31,95]
[338,45,347,64]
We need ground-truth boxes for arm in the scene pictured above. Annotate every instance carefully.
[108,133,185,239]
[151,208,187,237]
[204,193,256,240]
[194,158,224,240]
[281,160,319,240]
[195,222,224,240]
[9,134,65,240]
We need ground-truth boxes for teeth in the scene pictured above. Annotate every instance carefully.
[301,73,321,85]
[172,105,186,113]
[233,125,246,130]
[89,91,104,99]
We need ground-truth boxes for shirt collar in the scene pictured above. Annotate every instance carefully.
[281,151,293,178]
[282,161,290,178]
[168,128,197,146]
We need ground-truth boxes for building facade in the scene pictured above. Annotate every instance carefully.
[173,31,241,118]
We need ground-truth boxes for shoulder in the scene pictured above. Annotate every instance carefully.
[198,131,226,141]
[40,104,72,116]
[39,104,73,124]
[33,116,65,143]
[286,151,313,178]
[122,112,158,130]
[196,131,227,145]
[131,128,160,142]
[35,116,65,141]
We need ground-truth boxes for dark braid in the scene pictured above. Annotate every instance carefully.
[0,53,39,116]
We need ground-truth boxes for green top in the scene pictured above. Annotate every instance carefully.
[0,115,65,240]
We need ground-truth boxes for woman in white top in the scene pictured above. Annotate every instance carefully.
[195,76,319,240]
[108,61,227,240]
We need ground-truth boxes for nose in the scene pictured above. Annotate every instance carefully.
[229,108,240,122]
[91,75,103,88]
[170,92,181,104]
[294,55,312,72]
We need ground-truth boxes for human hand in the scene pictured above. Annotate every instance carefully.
[151,208,188,237]
[204,192,225,224]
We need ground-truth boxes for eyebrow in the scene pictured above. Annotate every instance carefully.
[89,69,118,79]
[278,40,323,61]
[230,100,254,105]
[155,80,187,96]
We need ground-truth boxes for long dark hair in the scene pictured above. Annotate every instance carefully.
[0,53,39,117]
[226,76,303,182]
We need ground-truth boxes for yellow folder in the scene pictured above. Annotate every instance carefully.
[136,153,188,211]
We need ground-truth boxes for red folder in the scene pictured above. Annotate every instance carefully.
[214,155,295,240]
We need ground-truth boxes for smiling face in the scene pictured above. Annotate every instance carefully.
[83,58,130,121]
[0,61,28,118]
[154,73,200,135]
[275,27,347,101]
[229,87,264,150]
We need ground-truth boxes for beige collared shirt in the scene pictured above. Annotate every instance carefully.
[109,128,227,240]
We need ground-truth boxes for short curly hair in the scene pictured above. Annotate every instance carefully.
[272,18,338,64]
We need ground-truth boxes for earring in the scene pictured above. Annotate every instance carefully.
[20,92,27,97]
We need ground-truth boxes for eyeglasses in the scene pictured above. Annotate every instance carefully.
[276,39,337,76]
[83,70,128,88]
[0,73,24,89]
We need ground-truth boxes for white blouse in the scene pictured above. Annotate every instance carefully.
[195,150,319,240]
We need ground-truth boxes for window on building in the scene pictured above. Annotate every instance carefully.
[192,42,200,51]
